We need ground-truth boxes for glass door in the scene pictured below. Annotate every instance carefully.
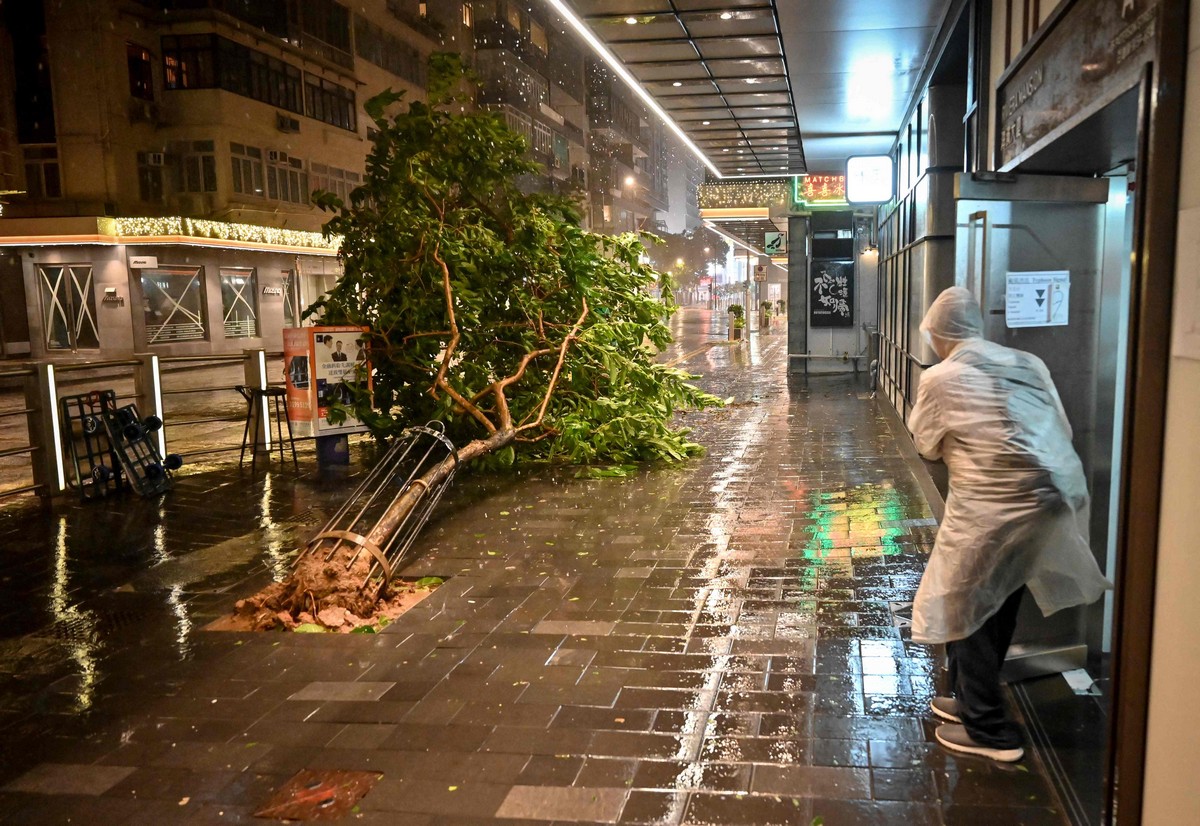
[38,263,100,351]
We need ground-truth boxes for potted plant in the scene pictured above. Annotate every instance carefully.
[728,303,745,340]
[759,300,773,332]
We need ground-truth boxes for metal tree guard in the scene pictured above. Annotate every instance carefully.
[296,422,458,594]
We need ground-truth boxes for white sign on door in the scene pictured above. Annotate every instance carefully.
[768,283,781,302]
[1006,271,1070,328]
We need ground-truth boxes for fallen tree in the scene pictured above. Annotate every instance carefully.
[238,55,720,630]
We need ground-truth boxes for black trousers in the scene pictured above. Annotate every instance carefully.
[946,587,1026,749]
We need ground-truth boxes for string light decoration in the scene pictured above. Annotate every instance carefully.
[100,216,340,252]
[699,178,791,210]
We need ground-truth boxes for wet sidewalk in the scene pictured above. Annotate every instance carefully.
[0,308,1066,824]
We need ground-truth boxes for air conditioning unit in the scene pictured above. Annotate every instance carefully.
[267,149,282,163]
[146,152,165,167]
[276,113,300,133]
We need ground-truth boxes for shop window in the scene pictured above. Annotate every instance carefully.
[23,145,61,199]
[127,44,154,101]
[136,152,164,202]
[38,264,99,351]
[230,143,265,197]
[220,267,259,338]
[142,266,206,344]
[177,140,217,194]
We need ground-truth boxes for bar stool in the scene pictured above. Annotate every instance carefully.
[236,385,299,473]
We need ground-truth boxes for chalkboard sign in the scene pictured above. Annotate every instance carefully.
[810,260,854,328]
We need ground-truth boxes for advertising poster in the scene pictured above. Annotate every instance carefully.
[312,326,370,434]
[282,325,371,436]
[283,327,314,436]
[810,260,854,328]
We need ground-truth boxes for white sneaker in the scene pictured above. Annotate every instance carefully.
[935,724,1024,763]
[930,696,962,723]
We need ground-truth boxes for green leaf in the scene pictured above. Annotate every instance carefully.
[415,576,445,588]
[294,623,328,634]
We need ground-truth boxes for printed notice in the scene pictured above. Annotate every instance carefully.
[1006,271,1070,329]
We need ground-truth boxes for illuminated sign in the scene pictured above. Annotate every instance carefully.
[793,174,847,208]
[846,155,895,203]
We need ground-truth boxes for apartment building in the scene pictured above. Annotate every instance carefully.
[0,0,465,359]
[0,0,682,361]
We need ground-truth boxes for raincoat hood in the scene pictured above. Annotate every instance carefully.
[920,286,984,344]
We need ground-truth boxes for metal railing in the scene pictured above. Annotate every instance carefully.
[0,365,40,501]
[0,349,314,504]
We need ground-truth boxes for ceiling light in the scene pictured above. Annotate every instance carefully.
[702,120,711,125]
[722,148,729,152]
[762,118,770,123]
[625,16,637,24]
[745,78,759,84]
[720,11,733,19]
[625,175,636,186]
[672,81,682,87]
[545,0,724,177]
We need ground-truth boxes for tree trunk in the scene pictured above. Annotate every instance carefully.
[237,428,517,629]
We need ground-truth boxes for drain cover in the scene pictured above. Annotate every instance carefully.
[254,769,381,821]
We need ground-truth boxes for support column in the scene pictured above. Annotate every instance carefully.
[787,215,810,372]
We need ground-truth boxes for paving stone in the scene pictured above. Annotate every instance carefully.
[288,681,396,702]
[496,785,629,822]
[2,763,136,796]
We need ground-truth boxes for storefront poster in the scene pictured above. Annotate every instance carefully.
[810,261,854,328]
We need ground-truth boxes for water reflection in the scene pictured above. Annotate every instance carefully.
[51,516,99,711]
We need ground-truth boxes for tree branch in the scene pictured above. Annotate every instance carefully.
[517,298,589,433]
[430,244,495,434]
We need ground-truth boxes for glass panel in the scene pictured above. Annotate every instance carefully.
[142,266,206,343]
[283,269,298,328]
[38,265,72,350]
[68,265,100,349]
[220,267,259,338]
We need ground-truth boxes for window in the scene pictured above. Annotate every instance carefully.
[177,140,217,193]
[354,17,425,86]
[533,121,552,157]
[162,34,217,89]
[38,264,99,351]
[529,20,548,54]
[127,44,154,101]
[506,4,522,30]
[304,75,357,131]
[418,2,427,17]
[163,34,303,115]
[311,162,360,202]
[230,143,264,197]
[141,266,206,344]
[136,152,164,202]
[266,151,308,204]
[23,145,61,199]
[463,3,473,27]
[299,0,352,53]
[220,268,259,338]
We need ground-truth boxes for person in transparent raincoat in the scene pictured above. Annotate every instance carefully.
[908,287,1110,762]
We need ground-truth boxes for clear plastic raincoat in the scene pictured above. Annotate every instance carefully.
[908,288,1110,644]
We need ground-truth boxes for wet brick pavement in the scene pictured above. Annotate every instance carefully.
[0,308,1067,824]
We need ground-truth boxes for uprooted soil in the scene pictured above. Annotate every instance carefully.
[207,576,442,633]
